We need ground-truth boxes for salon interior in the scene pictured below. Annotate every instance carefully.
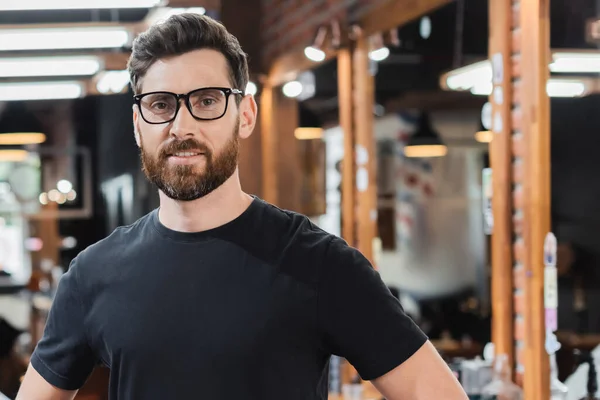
[1,0,600,399]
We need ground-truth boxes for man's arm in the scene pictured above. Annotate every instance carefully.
[372,341,468,400]
[16,364,78,400]
[17,256,97,398]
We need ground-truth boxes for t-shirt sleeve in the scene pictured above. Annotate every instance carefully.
[318,236,428,381]
[31,257,97,390]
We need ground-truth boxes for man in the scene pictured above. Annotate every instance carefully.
[17,14,468,400]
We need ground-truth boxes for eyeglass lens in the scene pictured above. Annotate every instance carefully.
[139,88,228,123]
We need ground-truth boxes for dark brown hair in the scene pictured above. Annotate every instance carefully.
[128,13,248,98]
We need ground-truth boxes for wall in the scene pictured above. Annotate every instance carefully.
[551,95,600,333]
[260,0,389,66]
[375,111,488,300]
[96,91,157,235]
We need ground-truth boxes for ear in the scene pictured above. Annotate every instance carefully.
[132,104,142,148]
[238,95,258,140]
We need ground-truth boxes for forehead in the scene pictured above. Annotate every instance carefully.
[140,49,231,93]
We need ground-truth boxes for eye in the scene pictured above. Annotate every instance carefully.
[151,101,169,110]
[201,98,216,107]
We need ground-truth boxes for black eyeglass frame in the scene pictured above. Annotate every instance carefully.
[133,87,244,125]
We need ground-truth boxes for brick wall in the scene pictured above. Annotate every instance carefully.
[510,0,524,383]
[260,0,388,68]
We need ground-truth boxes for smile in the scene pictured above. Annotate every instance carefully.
[171,152,203,157]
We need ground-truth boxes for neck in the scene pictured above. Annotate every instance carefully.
[157,169,253,233]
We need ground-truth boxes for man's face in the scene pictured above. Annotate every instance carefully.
[133,49,256,201]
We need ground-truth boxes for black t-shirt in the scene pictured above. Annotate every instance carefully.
[32,197,427,399]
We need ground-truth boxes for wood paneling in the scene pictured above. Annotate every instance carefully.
[488,0,514,372]
[275,90,302,212]
[352,33,377,265]
[260,84,278,204]
[337,47,356,246]
[518,0,551,396]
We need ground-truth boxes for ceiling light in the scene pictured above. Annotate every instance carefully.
[304,47,326,62]
[404,113,447,158]
[245,81,258,96]
[0,81,84,101]
[550,52,600,73]
[0,133,45,145]
[296,105,323,140]
[57,179,73,194]
[304,26,327,62]
[420,16,432,39]
[443,60,492,91]
[145,6,206,25]
[0,150,29,162]
[368,47,390,62]
[546,79,587,97]
[475,130,493,143]
[0,27,130,51]
[368,33,390,62]
[96,70,130,94]
[0,0,162,11]
[471,79,588,98]
[282,81,303,98]
[0,56,101,78]
[475,120,493,143]
[295,128,323,140]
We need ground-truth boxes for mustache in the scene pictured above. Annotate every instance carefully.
[159,139,211,159]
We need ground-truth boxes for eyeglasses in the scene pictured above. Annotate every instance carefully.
[133,87,243,124]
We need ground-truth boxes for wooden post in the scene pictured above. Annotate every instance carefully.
[518,0,551,397]
[488,0,514,372]
[352,31,377,266]
[260,83,278,204]
[337,47,356,246]
[274,89,302,212]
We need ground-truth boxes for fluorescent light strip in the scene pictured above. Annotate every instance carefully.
[0,150,29,162]
[550,52,600,73]
[145,7,207,25]
[0,81,84,101]
[0,133,46,145]
[96,70,130,94]
[471,79,588,98]
[0,27,130,51]
[0,56,101,78]
[0,0,162,11]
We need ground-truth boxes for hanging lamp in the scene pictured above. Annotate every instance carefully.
[0,102,46,146]
[404,112,447,158]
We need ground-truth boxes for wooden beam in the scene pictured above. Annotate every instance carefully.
[266,0,452,89]
[352,32,377,265]
[488,0,514,373]
[337,47,356,246]
[260,83,278,204]
[359,0,453,38]
[520,0,551,397]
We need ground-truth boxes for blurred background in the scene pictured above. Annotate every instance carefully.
[1,0,600,399]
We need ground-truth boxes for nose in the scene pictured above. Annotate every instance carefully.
[169,99,196,139]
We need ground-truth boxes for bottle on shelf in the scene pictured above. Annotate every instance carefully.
[480,353,523,400]
[577,350,599,400]
[550,352,568,400]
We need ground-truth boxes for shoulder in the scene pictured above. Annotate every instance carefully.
[257,199,335,253]
[250,200,339,283]
[69,211,155,279]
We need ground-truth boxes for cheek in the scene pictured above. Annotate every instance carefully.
[204,122,233,149]
[139,125,168,149]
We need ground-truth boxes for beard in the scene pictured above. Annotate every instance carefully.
[140,123,240,201]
